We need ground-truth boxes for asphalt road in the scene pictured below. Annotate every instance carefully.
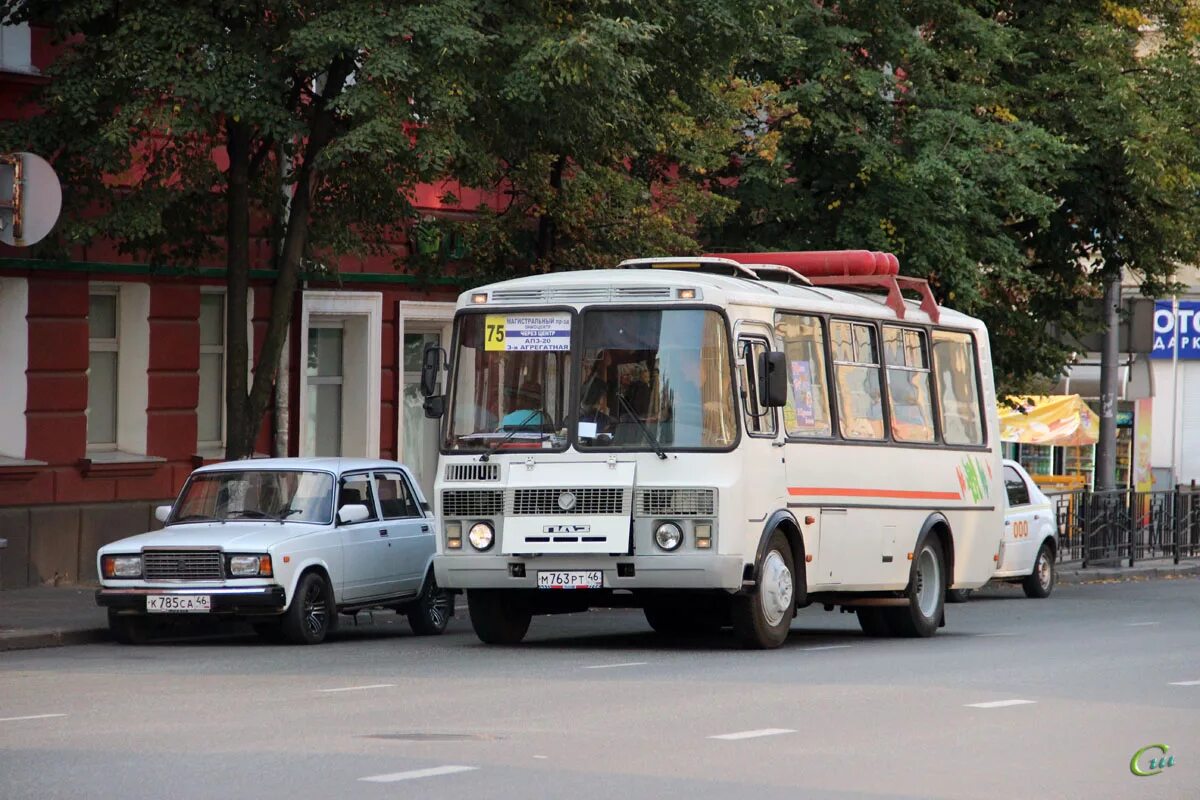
[1,578,1198,800]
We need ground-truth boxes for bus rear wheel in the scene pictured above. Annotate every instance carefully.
[883,536,946,638]
[468,590,532,645]
[732,532,795,649]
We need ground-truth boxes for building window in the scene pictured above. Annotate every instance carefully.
[197,292,226,448]
[87,291,120,449]
[305,324,344,457]
[0,277,28,459]
[0,22,33,73]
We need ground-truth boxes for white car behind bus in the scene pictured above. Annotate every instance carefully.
[96,458,453,644]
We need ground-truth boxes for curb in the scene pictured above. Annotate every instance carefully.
[1056,564,1200,586]
[0,628,109,653]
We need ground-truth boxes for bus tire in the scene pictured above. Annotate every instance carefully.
[643,602,721,636]
[1022,543,1055,599]
[468,590,532,645]
[855,608,893,637]
[732,532,795,649]
[884,536,946,638]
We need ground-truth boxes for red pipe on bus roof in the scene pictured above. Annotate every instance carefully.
[709,250,900,277]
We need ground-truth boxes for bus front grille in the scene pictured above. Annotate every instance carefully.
[510,488,628,516]
[442,489,505,518]
[445,463,499,482]
[636,488,716,517]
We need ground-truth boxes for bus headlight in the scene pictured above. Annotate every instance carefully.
[468,522,495,551]
[654,522,683,551]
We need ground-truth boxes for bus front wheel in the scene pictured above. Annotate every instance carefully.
[884,536,946,638]
[468,589,532,645]
[732,532,796,649]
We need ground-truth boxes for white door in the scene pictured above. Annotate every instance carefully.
[337,473,391,601]
[305,324,344,457]
[1001,464,1038,573]
[372,470,434,597]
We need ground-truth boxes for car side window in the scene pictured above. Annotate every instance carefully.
[338,475,378,522]
[374,472,421,520]
[1004,466,1030,507]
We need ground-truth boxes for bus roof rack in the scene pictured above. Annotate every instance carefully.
[806,275,941,323]
[736,263,813,287]
[617,257,762,280]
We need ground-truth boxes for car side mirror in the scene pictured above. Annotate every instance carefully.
[420,343,445,397]
[758,351,788,407]
[337,504,371,525]
[154,505,172,523]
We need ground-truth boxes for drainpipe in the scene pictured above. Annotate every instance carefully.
[273,141,295,457]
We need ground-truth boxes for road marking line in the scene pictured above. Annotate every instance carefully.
[317,683,396,693]
[709,728,797,741]
[583,661,647,670]
[0,714,67,723]
[975,633,1017,638]
[358,766,478,783]
[965,700,1036,709]
[1125,622,1161,627]
[801,645,852,651]
[1169,680,1200,686]
[532,755,549,760]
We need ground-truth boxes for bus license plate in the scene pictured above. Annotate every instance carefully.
[146,595,211,613]
[537,571,603,590]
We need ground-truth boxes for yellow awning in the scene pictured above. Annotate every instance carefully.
[998,395,1099,446]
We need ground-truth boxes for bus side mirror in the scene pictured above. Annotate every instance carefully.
[759,351,787,407]
[420,343,444,397]
[423,395,446,419]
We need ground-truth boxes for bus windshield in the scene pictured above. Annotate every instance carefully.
[577,308,737,450]
[444,312,573,451]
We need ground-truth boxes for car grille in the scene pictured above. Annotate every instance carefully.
[143,551,224,582]
[442,489,505,518]
[636,488,716,517]
[510,488,628,516]
[445,463,499,482]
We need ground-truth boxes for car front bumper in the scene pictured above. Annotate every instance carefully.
[97,586,287,616]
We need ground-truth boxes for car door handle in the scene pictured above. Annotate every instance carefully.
[421,525,430,532]
[379,529,389,537]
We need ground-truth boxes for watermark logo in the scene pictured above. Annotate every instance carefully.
[1130,744,1176,777]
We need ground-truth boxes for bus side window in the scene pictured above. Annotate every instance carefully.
[830,321,884,441]
[932,330,984,446]
[883,326,936,443]
[775,314,832,437]
[738,337,777,437]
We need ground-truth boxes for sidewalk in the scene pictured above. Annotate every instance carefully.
[1,561,1197,653]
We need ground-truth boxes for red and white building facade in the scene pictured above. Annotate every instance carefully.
[0,23,474,588]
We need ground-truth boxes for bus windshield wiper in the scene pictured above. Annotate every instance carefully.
[616,393,667,460]
[480,409,543,462]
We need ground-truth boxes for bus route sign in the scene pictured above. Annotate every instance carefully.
[484,313,571,352]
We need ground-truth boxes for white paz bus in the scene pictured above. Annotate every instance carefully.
[419,251,1004,648]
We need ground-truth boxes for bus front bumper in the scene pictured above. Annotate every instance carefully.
[434,554,745,592]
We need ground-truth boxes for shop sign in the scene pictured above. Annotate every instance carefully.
[1151,300,1200,359]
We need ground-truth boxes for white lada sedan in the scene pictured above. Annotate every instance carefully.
[947,459,1059,602]
[96,458,453,644]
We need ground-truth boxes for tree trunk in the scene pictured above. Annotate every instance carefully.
[534,155,565,264]
[224,121,254,460]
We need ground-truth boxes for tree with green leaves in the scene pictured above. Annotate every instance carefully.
[3,0,485,458]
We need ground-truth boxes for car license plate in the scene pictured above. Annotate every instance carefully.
[146,595,211,613]
[537,570,603,590]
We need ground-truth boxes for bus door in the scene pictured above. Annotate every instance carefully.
[735,323,785,527]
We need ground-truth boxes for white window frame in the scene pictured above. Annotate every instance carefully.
[87,282,149,457]
[197,288,227,451]
[298,291,382,459]
[87,287,121,452]
[0,277,28,459]
[0,21,33,74]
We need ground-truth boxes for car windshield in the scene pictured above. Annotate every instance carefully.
[170,470,335,524]
[444,312,573,451]
[576,309,737,450]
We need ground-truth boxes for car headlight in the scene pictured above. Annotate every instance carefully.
[102,555,142,578]
[468,522,495,551]
[655,522,683,551]
[229,555,273,577]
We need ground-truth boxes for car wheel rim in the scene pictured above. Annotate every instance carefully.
[1038,552,1052,589]
[915,547,940,618]
[426,589,450,628]
[759,550,793,627]
[303,582,327,638]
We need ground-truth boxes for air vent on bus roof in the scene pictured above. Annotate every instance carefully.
[490,288,546,302]
[613,286,673,300]
[549,287,610,302]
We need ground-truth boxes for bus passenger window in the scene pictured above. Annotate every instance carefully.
[775,314,832,437]
[883,326,935,443]
[830,321,884,441]
[932,330,984,445]
[738,338,777,437]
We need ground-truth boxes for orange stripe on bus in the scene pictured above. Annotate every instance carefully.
[787,487,963,501]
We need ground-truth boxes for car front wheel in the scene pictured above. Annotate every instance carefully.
[281,572,336,644]
[408,574,455,636]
